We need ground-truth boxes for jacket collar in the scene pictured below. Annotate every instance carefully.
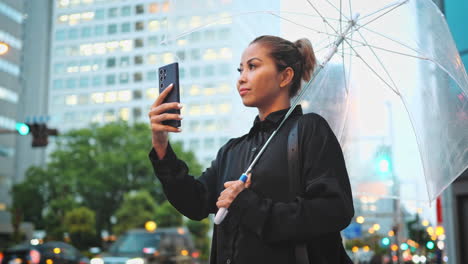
[248,105,303,136]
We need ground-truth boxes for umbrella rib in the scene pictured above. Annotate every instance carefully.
[358,0,408,21]
[268,12,342,38]
[322,0,350,22]
[355,29,400,94]
[349,1,407,38]
[342,38,401,96]
[305,0,340,36]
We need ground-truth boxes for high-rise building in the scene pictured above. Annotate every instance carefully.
[48,0,280,167]
[0,0,24,240]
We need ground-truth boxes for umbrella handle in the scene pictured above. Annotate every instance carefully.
[214,173,248,225]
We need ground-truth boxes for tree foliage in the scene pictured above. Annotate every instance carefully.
[154,201,183,228]
[64,207,97,250]
[114,190,158,235]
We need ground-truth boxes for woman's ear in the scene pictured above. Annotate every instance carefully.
[279,67,294,89]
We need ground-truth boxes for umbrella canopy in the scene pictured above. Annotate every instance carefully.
[159,0,468,203]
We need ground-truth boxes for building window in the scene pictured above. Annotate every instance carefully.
[108,7,118,18]
[66,78,77,89]
[147,71,157,81]
[121,5,131,16]
[133,108,142,119]
[95,9,105,19]
[94,25,105,36]
[108,24,117,34]
[204,138,215,149]
[80,77,89,88]
[78,94,88,105]
[106,74,116,85]
[135,4,144,14]
[54,63,65,74]
[189,139,200,150]
[148,36,158,47]
[134,38,144,48]
[53,79,64,89]
[134,55,143,65]
[190,49,200,60]
[219,64,230,75]
[119,73,129,84]
[180,68,185,79]
[190,67,200,78]
[68,28,79,39]
[81,27,92,38]
[106,57,116,68]
[55,29,67,41]
[204,30,215,41]
[189,31,200,42]
[204,65,215,76]
[135,21,144,31]
[149,3,159,13]
[120,56,130,67]
[121,22,131,33]
[134,72,143,82]
[92,76,102,86]
[176,50,186,61]
[133,90,142,99]
[219,28,230,40]
[147,53,158,65]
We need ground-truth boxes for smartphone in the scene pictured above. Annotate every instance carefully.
[158,62,181,128]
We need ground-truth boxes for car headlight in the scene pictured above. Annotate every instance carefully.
[90,258,104,264]
[125,258,144,264]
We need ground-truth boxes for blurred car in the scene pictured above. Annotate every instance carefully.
[92,228,200,264]
[0,241,89,264]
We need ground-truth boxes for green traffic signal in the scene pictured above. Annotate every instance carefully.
[381,237,390,246]
[426,241,435,250]
[400,243,409,251]
[375,145,392,176]
[16,122,30,135]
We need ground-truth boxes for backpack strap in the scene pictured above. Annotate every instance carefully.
[287,118,310,264]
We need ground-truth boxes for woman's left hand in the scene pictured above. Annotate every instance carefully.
[216,174,251,209]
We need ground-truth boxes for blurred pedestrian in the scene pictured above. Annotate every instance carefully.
[148,35,354,264]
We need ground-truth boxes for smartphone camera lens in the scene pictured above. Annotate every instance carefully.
[159,69,163,75]
[160,83,163,88]
[160,76,163,81]
[163,69,167,74]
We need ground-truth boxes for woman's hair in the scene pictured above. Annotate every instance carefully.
[250,35,317,97]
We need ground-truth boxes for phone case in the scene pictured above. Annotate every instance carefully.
[158,62,181,128]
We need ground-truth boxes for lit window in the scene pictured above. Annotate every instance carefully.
[204,104,215,115]
[118,90,131,101]
[204,87,216,96]
[219,12,232,24]
[190,16,202,28]
[162,52,173,64]
[146,88,158,99]
[219,103,231,113]
[149,3,159,13]
[82,0,94,4]
[69,13,81,25]
[106,41,119,53]
[219,48,232,59]
[203,49,217,60]
[177,18,187,30]
[81,12,95,21]
[148,20,160,32]
[66,95,78,105]
[58,0,70,8]
[120,40,133,51]
[58,14,69,23]
[189,104,201,116]
[147,53,158,65]
[93,42,106,55]
[121,6,131,16]
[162,1,170,12]
[119,108,129,121]
[219,83,230,93]
[91,92,104,104]
[177,39,187,46]
[104,91,117,103]
[119,73,129,84]
[189,85,200,96]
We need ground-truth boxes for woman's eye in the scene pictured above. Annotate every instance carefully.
[248,64,256,69]
[237,68,243,73]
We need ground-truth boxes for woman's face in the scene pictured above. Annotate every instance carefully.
[237,43,285,108]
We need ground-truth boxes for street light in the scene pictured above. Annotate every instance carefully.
[0,42,9,55]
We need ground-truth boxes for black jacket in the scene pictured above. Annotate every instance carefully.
[149,105,354,264]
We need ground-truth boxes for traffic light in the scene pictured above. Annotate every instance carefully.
[26,123,58,147]
[426,241,435,250]
[15,122,30,135]
[374,145,392,176]
[381,237,390,246]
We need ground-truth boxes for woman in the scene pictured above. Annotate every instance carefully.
[148,35,354,264]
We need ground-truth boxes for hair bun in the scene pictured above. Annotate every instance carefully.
[294,38,316,82]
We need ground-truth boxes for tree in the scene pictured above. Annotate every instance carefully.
[64,207,97,250]
[114,190,158,235]
[12,121,204,241]
[155,201,183,227]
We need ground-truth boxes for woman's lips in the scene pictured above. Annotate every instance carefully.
[239,88,250,96]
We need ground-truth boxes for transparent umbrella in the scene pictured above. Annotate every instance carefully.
[158,0,468,209]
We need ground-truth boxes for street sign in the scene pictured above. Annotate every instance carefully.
[343,222,362,239]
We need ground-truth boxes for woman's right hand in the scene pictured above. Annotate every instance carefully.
[148,83,183,159]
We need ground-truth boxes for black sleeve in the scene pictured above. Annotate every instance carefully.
[229,114,354,243]
[148,142,223,220]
